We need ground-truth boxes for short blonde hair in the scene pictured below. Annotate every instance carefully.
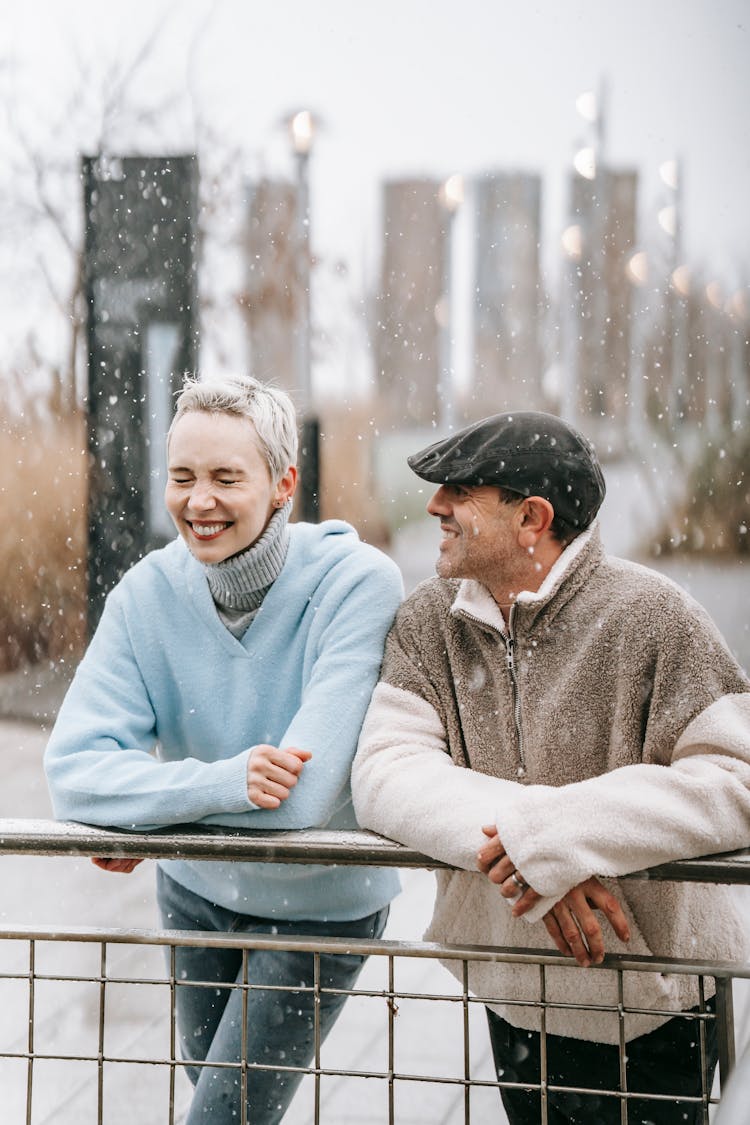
[169,375,298,481]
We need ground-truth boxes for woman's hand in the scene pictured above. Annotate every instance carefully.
[247,745,312,808]
[91,857,144,873]
[91,745,314,868]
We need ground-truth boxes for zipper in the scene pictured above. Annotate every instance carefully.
[504,604,527,779]
[455,604,527,780]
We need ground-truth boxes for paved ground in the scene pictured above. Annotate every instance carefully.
[1,456,749,1122]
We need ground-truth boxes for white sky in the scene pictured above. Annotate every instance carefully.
[5,0,749,284]
[3,0,749,396]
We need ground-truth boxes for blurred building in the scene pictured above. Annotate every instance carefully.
[562,166,638,444]
[241,175,321,520]
[472,172,544,414]
[375,179,446,428]
[240,178,299,393]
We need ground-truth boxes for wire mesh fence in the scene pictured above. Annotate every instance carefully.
[1,821,749,1124]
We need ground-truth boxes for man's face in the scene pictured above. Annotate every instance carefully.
[426,483,522,584]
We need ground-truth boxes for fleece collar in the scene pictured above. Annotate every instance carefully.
[450,523,601,634]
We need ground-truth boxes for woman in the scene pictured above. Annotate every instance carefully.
[45,375,403,1124]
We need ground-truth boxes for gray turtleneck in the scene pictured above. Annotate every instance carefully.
[203,501,291,638]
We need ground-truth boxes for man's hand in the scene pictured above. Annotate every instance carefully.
[247,745,312,808]
[544,877,630,967]
[477,825,631,966]
[477,824,542,915]
[91,857,144,873]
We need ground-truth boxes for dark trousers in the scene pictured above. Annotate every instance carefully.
[486,1000,718,1124]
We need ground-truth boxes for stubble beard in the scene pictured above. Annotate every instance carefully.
[435,537,485,583]
[435,533,516,591]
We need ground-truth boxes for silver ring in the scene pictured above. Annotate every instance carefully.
[511,871,527,890]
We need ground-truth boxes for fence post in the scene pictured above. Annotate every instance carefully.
[715,976,736,1086]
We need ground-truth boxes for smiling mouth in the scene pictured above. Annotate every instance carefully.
[188,522,232,541]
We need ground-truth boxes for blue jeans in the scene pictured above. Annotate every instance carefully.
[157,868,388,1125]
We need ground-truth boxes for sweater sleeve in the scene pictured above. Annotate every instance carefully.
[44,590,254,829]
[271,559,404,827]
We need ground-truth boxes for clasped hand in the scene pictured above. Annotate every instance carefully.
[246,744,312,808]
[93,744,312,873]
[477,825,630,967]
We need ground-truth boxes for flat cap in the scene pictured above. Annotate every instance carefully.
[407,411,606,529]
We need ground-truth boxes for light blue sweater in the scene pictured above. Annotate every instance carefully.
[45,520,403,921]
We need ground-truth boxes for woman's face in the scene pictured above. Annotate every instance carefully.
[165,411,296,564]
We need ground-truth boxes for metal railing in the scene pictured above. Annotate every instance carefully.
[2,819,750,1124]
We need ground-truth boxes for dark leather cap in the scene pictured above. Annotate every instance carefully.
[407,411,606,529]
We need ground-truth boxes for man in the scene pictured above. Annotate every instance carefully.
[352,411,750,1124]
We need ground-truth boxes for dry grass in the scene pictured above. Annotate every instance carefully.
[0,412,88,673]
[656,431,750,557]
[0,397,391,675]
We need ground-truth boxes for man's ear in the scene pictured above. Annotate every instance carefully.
[517,496,555,548]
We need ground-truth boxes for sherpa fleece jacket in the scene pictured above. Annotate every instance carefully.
[352,524,750,1042]
[45,520,403,923]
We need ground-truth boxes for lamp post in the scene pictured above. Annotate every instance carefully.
[659,158,688,427]
[625,250,650,449]
[288,109,319,521]
[560,222,583,426]
[705,279,725,438]
[564,82,607,427]
[289,110,313,411]
[727,288,750,429]
[437,173,463,432]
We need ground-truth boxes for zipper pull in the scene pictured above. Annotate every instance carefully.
[505,635,515,672]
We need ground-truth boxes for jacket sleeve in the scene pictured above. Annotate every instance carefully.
[352,610,521,869]
[44,590,253,829]
[497,593,750,902]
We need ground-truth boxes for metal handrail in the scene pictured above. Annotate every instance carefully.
[1,818,750,884]
[2,818,749,1114]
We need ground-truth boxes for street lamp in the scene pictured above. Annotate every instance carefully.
[572,147,596,181]
[671,264,691,297]
[571,80,608,426]
[288,109,315,411]
[561,224,583,262]
[437,174,464,432]
[658,157,687,426]
[625,250,649,287]
[624,250,650,448]
[286,108,319,521]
